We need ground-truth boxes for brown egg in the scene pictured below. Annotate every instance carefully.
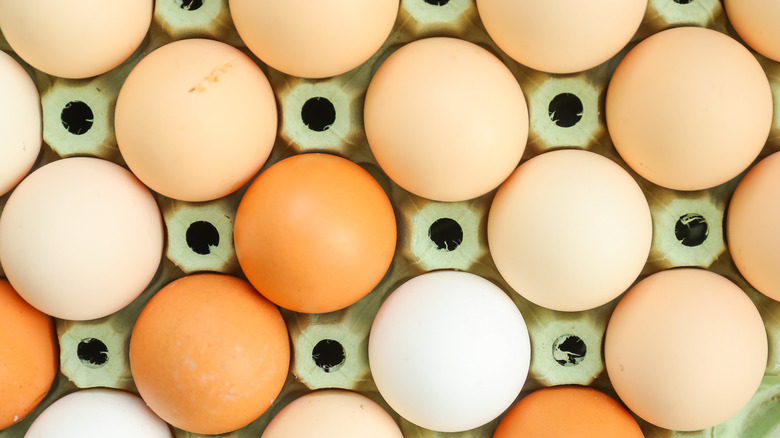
[115,38,277,202]
[229,0,398,78]
[477,0,647,73]
[364,37,528,202]
[234,153,396,314]
[725,0,780,62]
[0,279,57,430]
[606,27,772,191]
[605,268,767,431]
[493,386,643,438]
[727,152,780,302]
[129,274,290,435]
[0,0,151,78]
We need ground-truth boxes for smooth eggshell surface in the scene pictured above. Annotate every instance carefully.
[477,0,647,73]
[727,152,780,302]
[0,157,163,321]
[369,271,530,432]
[129,274,290,435]
[488,149,652,312]
[364,37,528,202]
[234,153,397,314]
[605,268,767,431]
[0,0,151,78]
[493,386,643,438]
[0,280,57,430]
[725,0,780,62]
[115,38,277,202]
[0,50,41,197]
[24,389,172,438]
[606,27,772,191]
[261,390,402,438]
[229,0,398,78]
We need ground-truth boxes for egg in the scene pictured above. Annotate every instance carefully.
[605,268,767,431]
[364,37,528,202]
[0,279,57,430]
[606,26,772,191]
[0,0,151,78]
[0,50,40,197]
[0,157,163,321]
[261,390,402,438]
[476,0,647,74]
[115,38,277,202]
[229,0,398,78]
[368,271,531,432]
[488,149,652,312]
[25,388,172,438]
[129,273,290,435]
[725,0,780,62]
[493,386,643,438]
[234,153,396,314]
[727,152,780,302]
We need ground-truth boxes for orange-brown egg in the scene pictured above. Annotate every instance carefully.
[493,386,643,438]
[234,153,396,314]
[0,279,57,430]
[129,274,290,435]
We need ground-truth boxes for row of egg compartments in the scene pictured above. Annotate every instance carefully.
[54,83,713,392]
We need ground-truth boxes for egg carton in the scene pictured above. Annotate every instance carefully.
[1,0,779,437]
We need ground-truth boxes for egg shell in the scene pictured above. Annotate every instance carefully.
[261,390,402,438]
[0,0,151,78]
[493,386,643,438]
[0,50,41,197]
[476,0,647,74]
[115,38,277,202]
[364,37,529,202]
[605,268,768,431]
[368,270,531,432]
[0,279,57,430]
[25,388,172,438]
[727,151,780,302]
[0,157,164,321]
[606,26,772,191]
[234,153,397,314]
[725,0,780,63]
[488,149,652,312]
[229,0,399,78]
[129,273,290,435]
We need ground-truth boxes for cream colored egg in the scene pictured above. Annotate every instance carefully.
[0,0,152,78]
[725,0,780,62]
[262,390,402,438]
[605,268,767,431]
[488,149,652,312]
[25,389,172,438]
[0,158,164,321]
[229,0,398,78]
[606,27,772,191]
[115,39,277,202]
[477,0,647,73]
[0,50,41,196]
[364,37,528,202]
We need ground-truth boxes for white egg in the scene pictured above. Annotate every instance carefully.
[368,271,531,432]
[25,389,172,437]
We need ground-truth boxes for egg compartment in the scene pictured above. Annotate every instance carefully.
[1,0,780,436]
